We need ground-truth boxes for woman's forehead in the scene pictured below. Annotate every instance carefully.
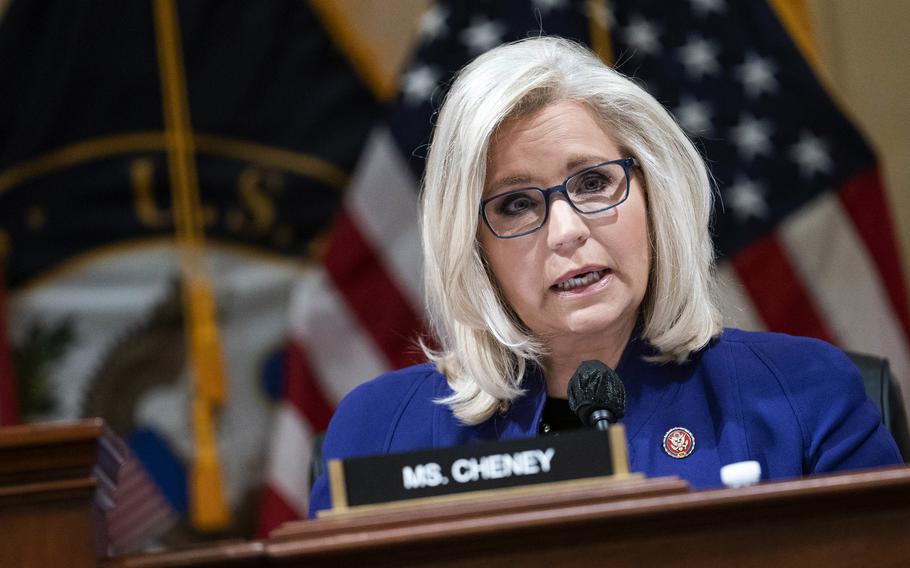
[484,102,621,191]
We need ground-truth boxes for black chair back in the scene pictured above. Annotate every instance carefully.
[848,351,910,462]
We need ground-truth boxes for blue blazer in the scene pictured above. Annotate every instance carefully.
[309,329,902,517]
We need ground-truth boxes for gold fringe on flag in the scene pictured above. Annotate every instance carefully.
[587,0,614,66]
[191,397,231,529]
[187,276,227,404]
[309,0,398,102]
[768,0,822,75]
[153,0,230,531]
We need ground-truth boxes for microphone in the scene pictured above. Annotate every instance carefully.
[567,360,626,431]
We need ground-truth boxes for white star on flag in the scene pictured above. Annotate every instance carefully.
[400,64,440,105]
[690,0,726,16]
[678,35,721,79]
[623,16,661,56]
[676,95,713,134]
[459,17,506,55]
[736,53,778,98]
[418,5,448,40]
[731,114,773,160]
[531,0,568,15]
[727,176,769,220]
[790,131,833,178]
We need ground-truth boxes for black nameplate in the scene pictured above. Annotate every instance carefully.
[329,427,627,509]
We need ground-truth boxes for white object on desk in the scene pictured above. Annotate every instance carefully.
[720,460,762,488]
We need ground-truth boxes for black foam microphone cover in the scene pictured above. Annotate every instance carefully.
[567,360,626,427]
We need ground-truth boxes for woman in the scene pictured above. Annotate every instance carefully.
[308,37,901,516]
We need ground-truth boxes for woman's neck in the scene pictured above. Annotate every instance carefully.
[541,321,636,398]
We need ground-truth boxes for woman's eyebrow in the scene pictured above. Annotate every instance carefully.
[565,155,608,171]
[486,174,535,196]
[485,155,610,195]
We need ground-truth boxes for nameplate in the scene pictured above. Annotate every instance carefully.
[328,425,629,510]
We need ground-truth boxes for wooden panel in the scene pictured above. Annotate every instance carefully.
[102,542,265,568]
[0,420,106,567]
[102,466,910,567]
[0,419,104,485]
[0,496,97,568]
[282,475,686,537]
[266,466,910,567]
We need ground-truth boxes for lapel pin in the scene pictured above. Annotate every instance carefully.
[663,426,695,459]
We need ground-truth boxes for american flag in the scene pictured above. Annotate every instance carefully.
[258,0,910,532]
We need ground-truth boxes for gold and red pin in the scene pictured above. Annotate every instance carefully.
[662,427,695,459]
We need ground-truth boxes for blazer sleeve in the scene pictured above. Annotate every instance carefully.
[753,336,903,474]
[307,367,433,517]
[307,379,385,517]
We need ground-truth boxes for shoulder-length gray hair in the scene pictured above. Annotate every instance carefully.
[421,36,722,425]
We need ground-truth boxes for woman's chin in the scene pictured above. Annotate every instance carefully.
[547,309,635,340]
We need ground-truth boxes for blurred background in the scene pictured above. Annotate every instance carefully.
[1,0,908,553]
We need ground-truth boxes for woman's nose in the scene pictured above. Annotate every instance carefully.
[546,199,590,251]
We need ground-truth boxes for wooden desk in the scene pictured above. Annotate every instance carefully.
[3,421,905,568]
[107,466,910,567]
[0,420,106,568]
[266,467,910,568]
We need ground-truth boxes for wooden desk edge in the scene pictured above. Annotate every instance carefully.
[266,465,910,559]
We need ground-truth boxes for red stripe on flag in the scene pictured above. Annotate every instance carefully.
[731,231,836,343]
[0,264,19,426]
[838,167,910,340]
[257,483,300,537]
[284,340,334,432]
[107,483,165,531]
[322,207,427,369]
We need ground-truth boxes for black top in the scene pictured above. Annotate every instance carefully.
[539,396,584,435]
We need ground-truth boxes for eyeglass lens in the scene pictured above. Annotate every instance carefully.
[483,161,629,237]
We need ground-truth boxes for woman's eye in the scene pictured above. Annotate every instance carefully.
[497,194,537,216]
[578,173,610,193]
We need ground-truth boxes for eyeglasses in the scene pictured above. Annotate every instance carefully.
[479,157,637,239]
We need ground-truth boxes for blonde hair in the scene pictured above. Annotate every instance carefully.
[421,37,722,425]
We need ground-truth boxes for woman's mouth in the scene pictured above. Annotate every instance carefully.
[552,269,610,292]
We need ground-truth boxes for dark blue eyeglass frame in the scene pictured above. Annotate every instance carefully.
[479,157,637,239]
